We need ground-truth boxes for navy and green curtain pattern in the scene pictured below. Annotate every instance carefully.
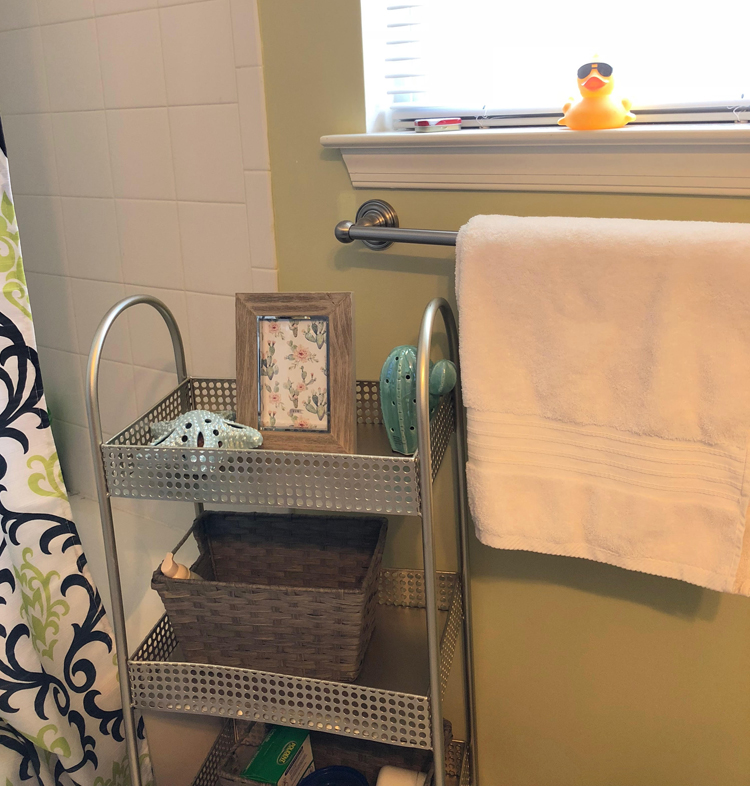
[0,117,151,785]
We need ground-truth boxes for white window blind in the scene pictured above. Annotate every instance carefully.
[360,0,750,131]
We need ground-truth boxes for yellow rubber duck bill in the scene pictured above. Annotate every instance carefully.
[559,60,635,130]
[577,62,615,96]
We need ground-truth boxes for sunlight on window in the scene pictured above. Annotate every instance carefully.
[366,0,750,113]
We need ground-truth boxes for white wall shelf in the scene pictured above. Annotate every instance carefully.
[321,124,750,196]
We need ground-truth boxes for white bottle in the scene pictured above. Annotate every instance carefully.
[160,552,202,580]
[376,767,427,786]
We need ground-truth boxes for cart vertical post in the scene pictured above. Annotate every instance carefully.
[417,298,478,786]
[86,295,189,786]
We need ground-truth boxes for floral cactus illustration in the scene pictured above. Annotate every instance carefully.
[260,341,278,381]
[292,415,312,429]
[303,320,327,349]
[300,365,316,388]
[285,340,318,370]
[264,381,284,411]
[264,320,285,340]
[260,318,329,431]
[283,366,316,408]
[304,388,328,421]
[283,378,301,408]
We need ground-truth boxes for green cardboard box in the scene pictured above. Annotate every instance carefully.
[240,726,314,786]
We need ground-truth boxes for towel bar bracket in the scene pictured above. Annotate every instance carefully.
[335,200,459,250]
[335,199,399,250]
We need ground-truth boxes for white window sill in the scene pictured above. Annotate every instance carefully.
[320,124,750,196]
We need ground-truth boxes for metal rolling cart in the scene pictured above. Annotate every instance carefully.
[86,202,477,786]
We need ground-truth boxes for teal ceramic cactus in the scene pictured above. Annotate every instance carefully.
[380,345,457,455]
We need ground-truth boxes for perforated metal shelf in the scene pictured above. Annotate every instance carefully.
[191,720,469,786]
[130,570,462,750]
[102,379,454,516]
[189,720,468,786]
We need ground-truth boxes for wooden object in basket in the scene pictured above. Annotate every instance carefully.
[236,292,355,453]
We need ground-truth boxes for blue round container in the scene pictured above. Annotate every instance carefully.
[299,766,369,786]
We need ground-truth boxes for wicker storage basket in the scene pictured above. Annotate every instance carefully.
[217,722,454,786]
[152,511,388,681]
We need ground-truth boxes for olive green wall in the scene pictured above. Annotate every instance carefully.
[257,3,750,784]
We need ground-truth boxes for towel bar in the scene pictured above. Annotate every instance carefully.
[335,200,458,250]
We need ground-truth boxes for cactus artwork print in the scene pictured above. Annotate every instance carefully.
[258,316,330,431]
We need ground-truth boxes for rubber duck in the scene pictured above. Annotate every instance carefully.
[559,61,635,130]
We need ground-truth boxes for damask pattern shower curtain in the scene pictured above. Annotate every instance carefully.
[0,121,151,784]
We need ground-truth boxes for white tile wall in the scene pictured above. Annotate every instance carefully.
[245,170,276,268]
[1,114,59,195]
[97,10,167,109]
[80,355,139,437]
[185,291,236,377]
[25,271,80,352]
[14,195,68,275]
[0,28,50,113]
[125,283,192,371]
[95,0,157,17]
[169,103,245,202]
[236,66,268,170]
[41,19,104,111]
[251,266,278,292]
[229,0,260,68]
[160,0,236,105]
[179,201,252,294]
[38,346,87,426]
[37,0,95,25]
[0,0,40,32]
[107,107,176,199]
[117,198,183,288]
[0,0,277,501]
[54,422,97,498]
[61,196,122,281]
[52,111,113,197]
[70,278,131,362]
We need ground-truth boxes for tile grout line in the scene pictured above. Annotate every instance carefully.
[2,0,217,33]
[30,13,84,367]
[26,270,253,298]
[233,0,278,284]
[228,0,256,292]
[38,348,175,384]
[13,192,257,204]
[39,342,184,404]
[1,100,242,118]
[92,15,125,294]
[156,1,195,372]
[90,3,138,412]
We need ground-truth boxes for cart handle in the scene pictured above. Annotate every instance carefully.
[85,295,187,786]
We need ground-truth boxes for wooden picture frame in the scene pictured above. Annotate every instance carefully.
[236,292,356,453]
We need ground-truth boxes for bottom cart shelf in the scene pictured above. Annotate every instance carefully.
[130,570,463,750]
[191,721,470,786]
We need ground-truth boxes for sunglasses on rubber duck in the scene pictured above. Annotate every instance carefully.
[577,62,613,79]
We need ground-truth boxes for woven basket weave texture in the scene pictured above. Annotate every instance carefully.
[152,511,387,680]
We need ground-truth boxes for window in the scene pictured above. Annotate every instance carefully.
[361,0,750,131]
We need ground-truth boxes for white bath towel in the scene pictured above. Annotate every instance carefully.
[456,215,750,594]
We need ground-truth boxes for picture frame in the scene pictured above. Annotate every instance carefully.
[236,292,356,453]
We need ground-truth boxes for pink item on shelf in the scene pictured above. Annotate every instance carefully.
[414,117,461,132]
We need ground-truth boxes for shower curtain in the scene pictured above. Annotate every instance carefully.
[0,121,152,785]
